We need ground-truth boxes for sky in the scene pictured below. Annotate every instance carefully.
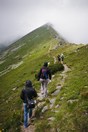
[0,0,88,45]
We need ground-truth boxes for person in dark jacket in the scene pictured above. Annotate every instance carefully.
[57,54,61,63]
[38,62,52,97]
[20,80,37,128]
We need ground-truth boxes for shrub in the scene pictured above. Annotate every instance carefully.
[49,63,64,74]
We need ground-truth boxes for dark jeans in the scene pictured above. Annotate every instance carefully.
[24,103,32,128]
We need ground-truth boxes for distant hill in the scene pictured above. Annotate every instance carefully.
[6,23,66,50]
[0,44,7,53]
[0,24,66,73]
[0,23,88,132]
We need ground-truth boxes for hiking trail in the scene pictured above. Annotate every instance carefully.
[21,124,35,132]
[21,63,71,132]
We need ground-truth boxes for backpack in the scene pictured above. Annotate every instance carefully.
[41,67,48,79]
[25,90,35,109]
[27,99,35,109]
[60,54,64,61]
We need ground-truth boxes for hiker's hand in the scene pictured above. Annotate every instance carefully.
[49,80,51,83]
[37,78,39,81]
[22,104,24,111]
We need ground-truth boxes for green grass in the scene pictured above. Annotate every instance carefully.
[52,45,88,132]
[0,24,87,132]
[33,45,88,132]
[0,24,60,131]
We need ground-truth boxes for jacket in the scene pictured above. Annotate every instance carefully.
[20,86,37,103]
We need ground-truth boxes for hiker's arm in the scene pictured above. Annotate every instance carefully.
[37,69,42,81]
[33,89,37,98]
[48,69,52,80]
[20,90,25,100]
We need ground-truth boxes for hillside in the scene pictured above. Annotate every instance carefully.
[0,24,88,132]
[34,45,88,132]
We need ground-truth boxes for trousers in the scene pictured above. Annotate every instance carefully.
[23,103,32,128]
[40,78,49,97]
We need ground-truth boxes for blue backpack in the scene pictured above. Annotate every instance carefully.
[41,68,48,79]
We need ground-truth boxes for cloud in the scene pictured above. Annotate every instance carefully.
[0,0,88,45]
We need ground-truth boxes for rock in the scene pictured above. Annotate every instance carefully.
[37,102,45,108]
[67,100,73,104]
[55,104,60,108]
[52,89,60,96]
[42,105,48,113]
[50,104,53,109]
[67,99,78,104]
[12,87,18,91]
[60,97,64,100]
[49,98,56,104]
[54,110,59,113]
[51,85,62,96]
[49,98,56,108]
[56,85,61,90]
[48,117,55,121]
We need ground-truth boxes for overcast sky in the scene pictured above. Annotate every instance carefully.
[0,0,88,45]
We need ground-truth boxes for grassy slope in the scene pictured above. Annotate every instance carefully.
[35,44,88,132]
[0,24,60,131]
[61,45,88,132]
[0,24,87,132]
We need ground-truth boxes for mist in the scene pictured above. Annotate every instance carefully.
[0,0,88,45]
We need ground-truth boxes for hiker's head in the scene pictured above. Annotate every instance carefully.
[43,62,48,67]
[25,80,32,87]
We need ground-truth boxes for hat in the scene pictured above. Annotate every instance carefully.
[25,80,32,87]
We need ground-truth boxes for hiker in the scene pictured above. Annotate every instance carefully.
[60,53,64,64]
[38,62,52,97]
[20,80,37,128]
[57,54,61,63]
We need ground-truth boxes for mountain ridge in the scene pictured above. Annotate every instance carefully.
[6,23,66,50]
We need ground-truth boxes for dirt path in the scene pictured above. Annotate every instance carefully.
[21,125,35,132]
[60,64,71,86]
[63,64,70,73]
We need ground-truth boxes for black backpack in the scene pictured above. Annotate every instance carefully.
[25,90,35,109]
[27,99,35,109]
